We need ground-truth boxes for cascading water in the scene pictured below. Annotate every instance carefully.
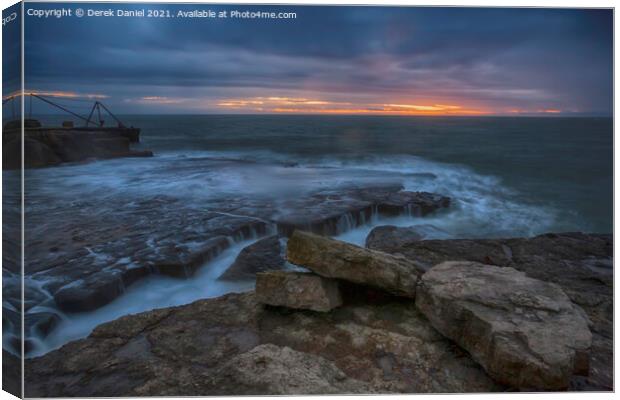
[22,222,276,358]
[26,236,259,357]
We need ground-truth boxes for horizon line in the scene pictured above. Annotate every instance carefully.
[16,112,613,118]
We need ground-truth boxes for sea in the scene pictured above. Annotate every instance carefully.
[6,114,614,356]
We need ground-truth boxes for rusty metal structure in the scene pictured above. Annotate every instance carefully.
[2,93,127,128]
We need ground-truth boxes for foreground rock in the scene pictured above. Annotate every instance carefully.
[24,231,612,394]
[368,231,613,390]
[287,231,422,297]
[206,344,371,394]
[256,271,342,312]
[25,292,500,396]
[417,261,592,390]
[220,236,284,281]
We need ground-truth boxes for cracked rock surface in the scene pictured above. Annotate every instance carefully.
[25,292,500,396]
[416,261,592,390]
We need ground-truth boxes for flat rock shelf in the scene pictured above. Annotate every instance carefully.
[3,184,450,356]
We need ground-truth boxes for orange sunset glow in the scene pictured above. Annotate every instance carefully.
[216,96,490,116]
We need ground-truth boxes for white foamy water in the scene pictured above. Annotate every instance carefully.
[320,155,558,238]
[24,151,557,237]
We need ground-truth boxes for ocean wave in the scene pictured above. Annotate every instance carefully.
[23,150,557,238]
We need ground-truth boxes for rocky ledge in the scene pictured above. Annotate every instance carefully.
[6,185,450,355]
[366,226,613,391]
[24,230,612,395]
[2,127,153,170]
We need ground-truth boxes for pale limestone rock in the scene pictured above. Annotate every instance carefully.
[416,261,592,390]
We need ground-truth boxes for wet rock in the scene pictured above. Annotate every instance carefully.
[26,312,62,337]
[205,344,371,394]
[256,271,342,312]
[54,274,126,313]
[375,191,450,216]
[26,292,501,396]
[152,236,232,278]
[220,236,284,281]
[365,225,451,250]
[287,231,423,297]
[367,232,613,390]
[365,226,423,250]
[25,200,269,314]
[274,196,373,237]
[274,185,450,237]
[417,261,592,390]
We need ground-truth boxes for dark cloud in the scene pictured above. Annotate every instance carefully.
[21,4,613,115]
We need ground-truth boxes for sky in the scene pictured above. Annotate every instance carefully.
[12,3,614,116]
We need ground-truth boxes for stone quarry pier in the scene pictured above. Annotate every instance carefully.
[2,94,153,169]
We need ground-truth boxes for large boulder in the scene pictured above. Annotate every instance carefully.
[256,271,342,312]
[287,231,422,297]
[220,236,284,281]
[416,261,592,390]
[367,232,613,390]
